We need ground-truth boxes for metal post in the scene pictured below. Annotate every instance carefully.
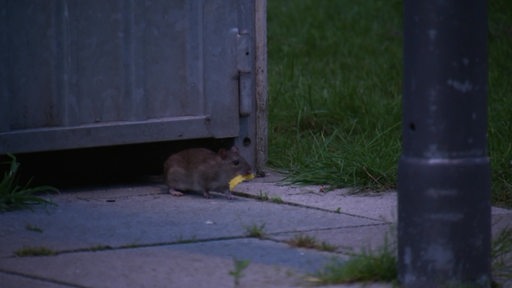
[398,0,490,287]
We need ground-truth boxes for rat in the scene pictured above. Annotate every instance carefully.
[163,146,252,199]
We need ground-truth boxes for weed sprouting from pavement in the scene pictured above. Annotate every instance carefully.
[88,245,113,252]
[311,244,397,285]
[257,191,270,201]
[229,258,251,287]
[0,154,58,212]
[309,225,512,286]
[244,223,266,238]
[270,196,284,204]
[15,246,57,257]
[256,191,284,204]
[286,234,337,252]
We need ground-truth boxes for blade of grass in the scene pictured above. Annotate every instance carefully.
[0,154,58,212]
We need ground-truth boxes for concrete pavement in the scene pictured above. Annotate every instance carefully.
[0,170,510,287]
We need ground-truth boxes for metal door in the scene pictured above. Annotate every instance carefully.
[0,0,258,161]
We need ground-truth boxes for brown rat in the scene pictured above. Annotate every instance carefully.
[163,146,252,199]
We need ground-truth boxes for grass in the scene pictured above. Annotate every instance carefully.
[286,234,337,252]
[256,191,284,203]
[492,226,512,281]
[229,258,251,287]
[268,0,402,191]
[257,191,270,201]
[14,243,125,257]
[488,0,512,207]
[87,245,113,252]
[311,226,512,286]
[15,246,57,257]
[312,245,397,285]
[0,154,58,212]
[270,196,284,203]
[244,223,266,238]
[268,0,512,204]
[253,191,285,203]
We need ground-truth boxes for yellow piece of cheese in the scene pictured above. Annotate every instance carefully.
[229,173,255,191]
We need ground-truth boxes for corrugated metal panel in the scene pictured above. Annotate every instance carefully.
[0,0,250,154]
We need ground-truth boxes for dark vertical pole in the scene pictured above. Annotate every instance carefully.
[399,0,490,287]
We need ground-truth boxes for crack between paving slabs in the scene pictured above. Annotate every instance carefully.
[7,222,388,259]
[232,191,391,223]
[6,235,247,258]
[0,269,89,288]
[263,222,394,255]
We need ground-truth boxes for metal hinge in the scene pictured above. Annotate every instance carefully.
[236,29,253,117]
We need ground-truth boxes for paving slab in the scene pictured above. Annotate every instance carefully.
[0,183,393,288]
[0,238,344,288]
[0,185,380,258]
[0,272,72,288]
[235,171,397,221]
[269,224,395,254]
[1,169,511,288]
[235,170,512,229]
[0,238,396,288]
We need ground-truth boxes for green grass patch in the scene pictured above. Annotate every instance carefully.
[312,246,397,285]
[488,0,512,207]
[270,196,284,204]
[268,0,402,191]
[492,226,512,281]
[120,243,141,249]
[310,226,512,286]
[255,191,284,203]
[0,154,58,212]
[257,191,270,201]
[229,258,251,288]
[286,234,337,252]
[15,246,57,257]
[268,0,512,205]
[244,223,266,238]
[87,245,113,252]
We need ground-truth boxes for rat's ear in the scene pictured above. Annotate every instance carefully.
[230,146,239,153]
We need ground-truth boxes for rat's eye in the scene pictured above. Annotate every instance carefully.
[232,159,240,166]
